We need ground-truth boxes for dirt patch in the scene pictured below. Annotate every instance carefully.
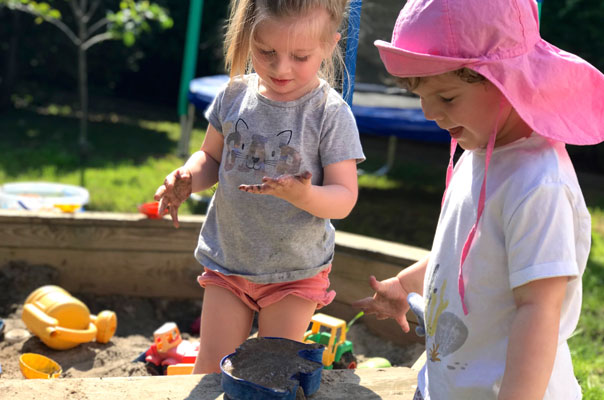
[0,262,423,380]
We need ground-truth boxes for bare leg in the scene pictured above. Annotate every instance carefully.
[192,285,254,374]
[257,295,317,341]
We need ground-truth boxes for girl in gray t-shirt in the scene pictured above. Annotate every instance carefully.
[154,0,364,374]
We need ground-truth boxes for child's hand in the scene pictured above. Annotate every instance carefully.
[238,171,312,203]
[154,167,192,228]
[351,275,412,333]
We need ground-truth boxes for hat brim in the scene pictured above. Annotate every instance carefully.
[375,39,479,77]
[375,39,604,146]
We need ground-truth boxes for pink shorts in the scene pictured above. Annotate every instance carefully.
[197,266,336,312]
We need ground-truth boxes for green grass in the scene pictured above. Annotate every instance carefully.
[0,107,212,214]
[1,100,603,394]
[570,208,604,399]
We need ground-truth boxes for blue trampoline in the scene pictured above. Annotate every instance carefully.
[188,75,448,143]
[187,75,449,174]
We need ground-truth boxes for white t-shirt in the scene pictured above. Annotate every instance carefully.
[419,134,590,399]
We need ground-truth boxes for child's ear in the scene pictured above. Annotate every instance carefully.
[327,32,341,55]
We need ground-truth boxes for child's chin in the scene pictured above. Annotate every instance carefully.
[457,141,475,151]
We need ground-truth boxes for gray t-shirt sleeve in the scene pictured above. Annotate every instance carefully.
[320,99,365,167]
[204,83,228,134]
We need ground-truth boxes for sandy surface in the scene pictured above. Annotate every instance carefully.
[0,262,423,380]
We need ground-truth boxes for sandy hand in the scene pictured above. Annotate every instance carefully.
[154,168,192,228]
[351,275,411,332]
[238,171,312,202]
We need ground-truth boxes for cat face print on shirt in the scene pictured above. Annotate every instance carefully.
[223,118,302,176]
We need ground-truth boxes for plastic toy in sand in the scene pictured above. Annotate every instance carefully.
[303,313,357,369]
[21,285,117,350]
[19,353,62,379]
[135,322,200,375]
[357,357,392,369]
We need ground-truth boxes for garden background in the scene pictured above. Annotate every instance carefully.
[0,0,603,397]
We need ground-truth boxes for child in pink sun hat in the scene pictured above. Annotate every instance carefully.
[353,0,604,399]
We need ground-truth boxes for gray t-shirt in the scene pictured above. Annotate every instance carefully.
[195,74,365,283]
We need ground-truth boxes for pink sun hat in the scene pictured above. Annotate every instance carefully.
[375,0,604,146]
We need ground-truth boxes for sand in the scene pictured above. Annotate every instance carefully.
[0,262,423,380]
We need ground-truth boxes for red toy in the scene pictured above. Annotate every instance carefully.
[138,201,169,219]
[136,322,199,375]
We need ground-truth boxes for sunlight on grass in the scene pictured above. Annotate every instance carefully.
[137,120,183,143]
[569,208,604,399]
[357,173,403,190]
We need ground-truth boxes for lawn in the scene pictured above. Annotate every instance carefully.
[1,98,603,396]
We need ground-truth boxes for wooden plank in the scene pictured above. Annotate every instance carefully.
[0,210,203,252]
[331,252,408,305]
[0,367,418,400]
[0,210,429,344]
[1,247,203,298]
[335,231,428,266]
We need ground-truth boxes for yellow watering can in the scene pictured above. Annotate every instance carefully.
[21,285,117,350]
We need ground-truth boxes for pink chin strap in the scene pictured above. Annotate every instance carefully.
[443,97,505,315]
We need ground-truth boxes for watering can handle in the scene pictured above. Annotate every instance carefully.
[46,323,98,343]
[22,303,98,343]
[22,303,59,339]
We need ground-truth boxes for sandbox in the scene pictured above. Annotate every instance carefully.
[0,210,427,398]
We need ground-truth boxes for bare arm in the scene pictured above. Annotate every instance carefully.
[238,159,359,219]
[186,124,223,193]
[352,253,429,332]
[395,254,429,297]
[498,276,568,400]
[154,124,223,227]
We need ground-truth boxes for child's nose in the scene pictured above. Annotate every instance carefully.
[420,98,444,122]
[272,55,291,74]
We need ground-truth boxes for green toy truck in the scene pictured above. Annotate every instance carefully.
[303,313,357,369]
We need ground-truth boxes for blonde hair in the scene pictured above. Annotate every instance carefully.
[224,0,349,89]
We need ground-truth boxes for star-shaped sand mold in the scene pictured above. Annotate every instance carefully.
[221,337,324,400]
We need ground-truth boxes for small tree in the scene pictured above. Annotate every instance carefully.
[0,0,173,183]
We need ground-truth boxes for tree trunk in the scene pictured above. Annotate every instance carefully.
[0,11,22,111]
[77,9,89,186]
[78,45,88,153]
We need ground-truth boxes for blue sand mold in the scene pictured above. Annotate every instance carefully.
[220,337,324,400]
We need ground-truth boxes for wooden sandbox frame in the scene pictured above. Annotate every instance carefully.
[0,210,429,398]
